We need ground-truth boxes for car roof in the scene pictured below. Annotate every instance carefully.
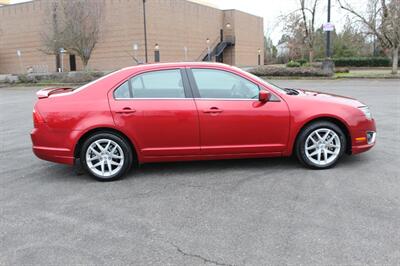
[121,62,233,72]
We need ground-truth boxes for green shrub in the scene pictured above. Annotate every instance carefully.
[295,59,308,66]
[286,60,301,68]
[60,72,99,83]
[310,62,323,68]
[248,66,331,77]
[334,57,390,67]
[316,57,393,67]
[17,74,38,83]
[16,71,106,84]
[334,67,350,73]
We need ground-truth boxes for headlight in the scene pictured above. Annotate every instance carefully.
[358,106,372,120]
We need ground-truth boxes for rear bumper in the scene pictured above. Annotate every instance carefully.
[31,125,79,165]
[32,145,74,165]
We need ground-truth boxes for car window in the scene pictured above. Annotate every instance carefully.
[114,81,131,99]
[191,69,259,99]
[129,69,185,98]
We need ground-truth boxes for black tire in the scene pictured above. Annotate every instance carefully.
[80,132,133,181]
[295,121,346,169]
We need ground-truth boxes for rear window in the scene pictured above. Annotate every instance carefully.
[114,69,185,99]
[114,81,131,98]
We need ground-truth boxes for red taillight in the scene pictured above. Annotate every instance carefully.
[33,108,44,128]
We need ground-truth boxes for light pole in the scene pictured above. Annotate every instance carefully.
[258,48,261,65]
[322,0,334,75]
[154,43,160,62]
[142,0,148,63]
[206,38,210,62]
[326,0,331,58]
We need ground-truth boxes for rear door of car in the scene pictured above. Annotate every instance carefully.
[108,67,200,158]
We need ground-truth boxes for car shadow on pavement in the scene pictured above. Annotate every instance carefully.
[129,153,372,177]
[126,156,301,181]
[339,153,373,166]
[46,154,371,182]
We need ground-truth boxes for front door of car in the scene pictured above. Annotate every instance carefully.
[108,68,200,158]
[187,68,290,155]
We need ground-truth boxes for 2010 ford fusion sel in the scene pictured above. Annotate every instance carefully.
[31,62,376,181]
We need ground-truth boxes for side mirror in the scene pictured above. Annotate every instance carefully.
[259,90,270,102]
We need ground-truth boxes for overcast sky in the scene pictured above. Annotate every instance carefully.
[10,0,365,45]
[202,0,365,44]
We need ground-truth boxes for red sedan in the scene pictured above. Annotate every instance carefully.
[31,62,376,181]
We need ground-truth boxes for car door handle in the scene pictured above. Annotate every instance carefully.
[203,107,223,113]
[115,107,136,114]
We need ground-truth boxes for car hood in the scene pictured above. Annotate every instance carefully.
[296,89,365,107]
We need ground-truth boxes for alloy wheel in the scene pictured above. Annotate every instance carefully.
[85,138,125,177]
[304,128,341,166]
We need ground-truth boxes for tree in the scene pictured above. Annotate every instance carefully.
[264,36,277,64]
[281,13,309,61]
[61,0,104,68]
[312,18,375,58]
[281,0,320,62]
[298,0,319,62]
[41,1,64,71]
[338,0,400,74]
[41,0,104,70]
[333,20,375,57]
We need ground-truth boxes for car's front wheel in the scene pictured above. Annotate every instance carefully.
[296,121,346,169]
[80,132,133,181]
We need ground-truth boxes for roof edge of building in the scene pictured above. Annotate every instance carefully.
[222,9,263,19]
[0,0,33,9]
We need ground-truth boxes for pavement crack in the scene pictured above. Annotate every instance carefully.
[169,242,236,266]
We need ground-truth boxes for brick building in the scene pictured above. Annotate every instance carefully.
[0,0,264,74]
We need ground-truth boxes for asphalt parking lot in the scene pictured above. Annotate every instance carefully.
[1,79,399,265]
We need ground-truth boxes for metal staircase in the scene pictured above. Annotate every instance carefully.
[196,35,235,62]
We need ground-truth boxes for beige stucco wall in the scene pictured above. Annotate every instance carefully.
[145,0,223,63]
[225,9,264,67]
[86,0,144,71]
[88,0,223,69]
[0,1,55,74]
[0,0,264,74]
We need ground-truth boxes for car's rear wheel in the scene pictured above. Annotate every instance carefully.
[80,132,133,181]
[296,121,346,169]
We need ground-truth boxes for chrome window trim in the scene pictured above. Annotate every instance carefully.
[199,97,280,102]
[196,98,280,102]
[114,97,189,100]
[195,98,259,101]
[114,97,280,102]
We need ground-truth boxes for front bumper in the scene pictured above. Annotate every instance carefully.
[351,119,376,155]
[352,141,375,155]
